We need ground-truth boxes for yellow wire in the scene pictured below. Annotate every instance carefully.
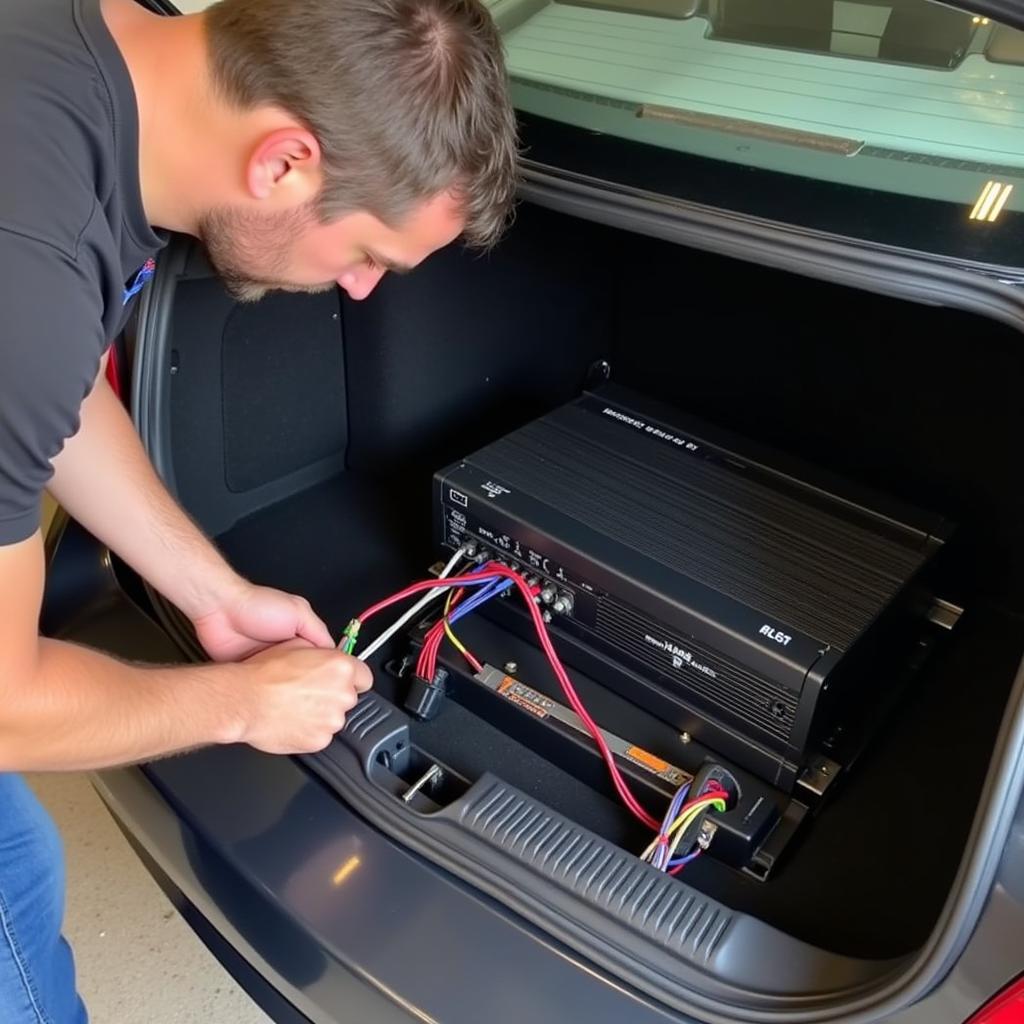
[640,805,704,862]
[640,794,727,864]
[665,797,726,863]
[442,591,474,662]
[641,805,700,862]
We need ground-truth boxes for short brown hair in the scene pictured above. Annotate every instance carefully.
[204,0,518,248]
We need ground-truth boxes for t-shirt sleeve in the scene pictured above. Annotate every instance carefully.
[0,229,105,545]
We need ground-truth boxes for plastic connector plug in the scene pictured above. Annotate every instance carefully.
[404,668,450,721]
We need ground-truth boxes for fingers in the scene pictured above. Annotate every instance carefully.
[292,597,336,649]
[349,657,374,692]
[238,644,374,755]
[243,636,312,661]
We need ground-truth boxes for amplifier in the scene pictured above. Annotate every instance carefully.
[433,385,950,789]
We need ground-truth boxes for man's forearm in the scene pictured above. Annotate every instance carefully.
[0,530,366,772]
[0,638,243,772]
[48,371,242,619]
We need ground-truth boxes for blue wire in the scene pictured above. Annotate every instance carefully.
[653,782,691,871]
[668,849,702,869]
[661,780,726,870]
[449,578,514,621]
[667,783,691,823]
[443,564,506,602]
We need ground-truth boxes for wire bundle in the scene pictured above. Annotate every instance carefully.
[344,549,468,660]
[640,780,727,874]
[416,571,516,678]
[343,561,731,863]
[343,561,662,832]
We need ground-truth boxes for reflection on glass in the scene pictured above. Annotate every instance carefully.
[499,0,1024,211]
[969,180,1014,221]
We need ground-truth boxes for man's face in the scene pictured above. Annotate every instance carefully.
[198,191,465,303]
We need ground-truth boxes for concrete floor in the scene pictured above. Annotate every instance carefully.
[27,773,273,1024]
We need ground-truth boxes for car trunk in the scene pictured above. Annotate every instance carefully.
[132,198,1024,1014]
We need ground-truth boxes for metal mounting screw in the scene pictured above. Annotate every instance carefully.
[680,732,692,744]
[503,661,518,675]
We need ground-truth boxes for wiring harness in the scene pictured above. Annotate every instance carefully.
[340,551,727,868]
[640,780,727,874]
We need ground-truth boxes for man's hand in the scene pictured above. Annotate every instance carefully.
[0,534,371,771]
[193,581,336,662]
[234,642,374,754]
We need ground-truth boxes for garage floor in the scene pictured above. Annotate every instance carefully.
[27,773,273,1024]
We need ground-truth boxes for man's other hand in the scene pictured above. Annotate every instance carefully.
[193,581,335,662]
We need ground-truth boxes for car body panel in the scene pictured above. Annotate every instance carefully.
[45,517,1024,1023]
[99,747,694,1024]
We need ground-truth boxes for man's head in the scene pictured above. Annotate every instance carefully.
[198,0,518,302]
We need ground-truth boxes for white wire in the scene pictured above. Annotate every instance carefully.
[357,548,466,662]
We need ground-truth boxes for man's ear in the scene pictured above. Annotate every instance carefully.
[246,127,321,204]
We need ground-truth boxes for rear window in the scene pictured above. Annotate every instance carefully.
[497,0,1024,261]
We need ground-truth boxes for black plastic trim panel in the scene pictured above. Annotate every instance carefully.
[457,777,735,963]
[304,693,902,1021]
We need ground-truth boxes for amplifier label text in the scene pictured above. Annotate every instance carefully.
[643,634,718,679]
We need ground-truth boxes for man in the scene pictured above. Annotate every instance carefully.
[0,0,517,1018]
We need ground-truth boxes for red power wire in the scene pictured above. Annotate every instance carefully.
[356,571,508,623]
[415,588,481,677]
[355,564,661,830]
[367,564,661,832]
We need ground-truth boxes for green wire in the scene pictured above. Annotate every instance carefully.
[340,619,360,655]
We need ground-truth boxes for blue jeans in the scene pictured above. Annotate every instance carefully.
[0,774,86,1023]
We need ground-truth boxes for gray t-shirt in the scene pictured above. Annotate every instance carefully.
[0,0,167,545]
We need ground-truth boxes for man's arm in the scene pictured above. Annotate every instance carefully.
[48,368,334,658]
[0,531,371,772]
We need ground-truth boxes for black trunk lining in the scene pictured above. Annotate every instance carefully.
[214,475,1021,959]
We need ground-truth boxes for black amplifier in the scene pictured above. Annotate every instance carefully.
[433,385,951,789]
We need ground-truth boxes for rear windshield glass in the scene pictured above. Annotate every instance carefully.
[497,0,1024,253]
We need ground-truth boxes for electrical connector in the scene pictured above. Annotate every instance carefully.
[697,819,718,851]
[340,618,361,654]
[404,668,450,721]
